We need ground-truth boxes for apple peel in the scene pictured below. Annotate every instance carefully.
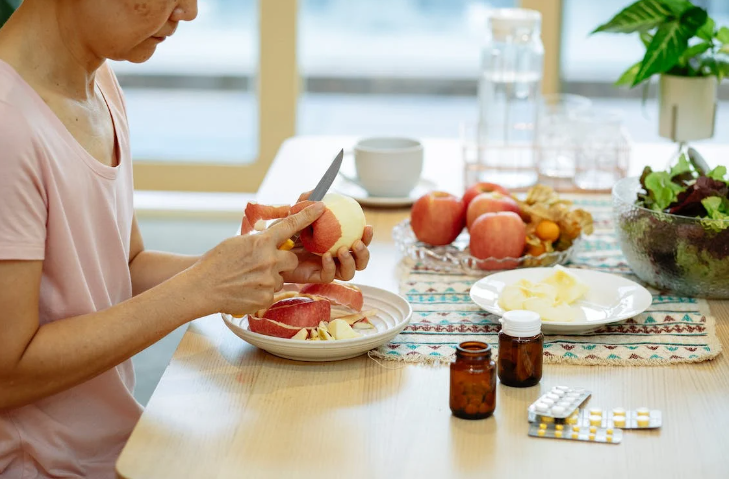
[240,202,291,235]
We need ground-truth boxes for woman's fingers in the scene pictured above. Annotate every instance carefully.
[276,250,299,273]
[274,273,285,292]
[264,203,324,246]
[335,246,356,281]
[361,225,374,246]
[319,253,337,283]
[351,240,370,271]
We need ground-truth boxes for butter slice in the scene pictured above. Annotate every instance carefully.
[542,266,589,305]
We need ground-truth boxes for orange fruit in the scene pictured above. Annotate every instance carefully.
[527,243,546,256]
[535,220,560,242]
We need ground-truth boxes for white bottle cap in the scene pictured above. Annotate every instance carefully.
[488,8,542,39]
[500,310,542,338]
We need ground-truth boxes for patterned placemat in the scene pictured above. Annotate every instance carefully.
[372,196,722,366]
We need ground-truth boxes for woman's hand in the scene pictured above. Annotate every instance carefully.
[281,190,374,284]
[281,225,374,284]
[186,203,326,316]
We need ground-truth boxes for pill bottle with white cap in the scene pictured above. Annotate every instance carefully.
[498,310,543,387]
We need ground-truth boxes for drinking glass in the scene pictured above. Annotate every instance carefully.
[536,94,592,179]
[572,109,630,191]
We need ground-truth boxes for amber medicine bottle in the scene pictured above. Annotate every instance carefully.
[498,310,543,387]
[449,341,496,420]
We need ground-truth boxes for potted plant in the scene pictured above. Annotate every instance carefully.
[592,0,728,143]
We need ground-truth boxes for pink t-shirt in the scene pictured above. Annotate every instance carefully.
[0,60,142,478]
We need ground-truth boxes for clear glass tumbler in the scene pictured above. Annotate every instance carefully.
[572,109,630,191]
[536,93,592,179]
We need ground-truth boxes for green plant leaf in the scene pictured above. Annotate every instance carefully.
[0,0,15,29]
[697,17,715,42]
[615,61,643,86]
[659,0,694,16]
[640,31,654,47]
[645,171,686,210]
[592,0,672,34]
[680,41,711,64]
[632,7,708,86]
[717,26,729,44]
[707,165,728,182]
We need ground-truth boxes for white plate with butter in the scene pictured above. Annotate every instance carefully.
[469,267,652,334]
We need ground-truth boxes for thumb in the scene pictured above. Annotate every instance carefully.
[265,202,325,245]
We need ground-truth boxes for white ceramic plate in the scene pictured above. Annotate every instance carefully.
[469,268,653,334]
[332,175,437,208]
[221,284,412,361]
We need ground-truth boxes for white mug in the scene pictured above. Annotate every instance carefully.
[341,137,424,197]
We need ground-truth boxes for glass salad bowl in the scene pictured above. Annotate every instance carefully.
[613,177,729,299]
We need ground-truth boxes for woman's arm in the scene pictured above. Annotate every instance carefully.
[128,215,200,296]
[0,258,203,410]
[0,204,324,411]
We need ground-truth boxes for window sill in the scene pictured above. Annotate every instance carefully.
[134,191,254,220]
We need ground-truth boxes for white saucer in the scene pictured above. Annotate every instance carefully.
[469,267,653,334]
[332,175,436,208]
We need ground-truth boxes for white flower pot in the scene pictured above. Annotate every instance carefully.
[659,74,717,142]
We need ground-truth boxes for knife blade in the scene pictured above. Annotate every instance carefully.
[308,149,344,201]
[278,148,344,250]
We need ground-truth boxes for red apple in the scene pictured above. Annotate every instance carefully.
[465,192,522,230]
[262,297,330,327]
[299,282,363,311]
[462,182,510,208]
[410,191,466,246]
[469,212,526,270]
[289,193,366,255]
[247,316,311,339]
[248,296,331,338]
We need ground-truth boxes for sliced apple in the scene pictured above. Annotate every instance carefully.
[317,322,334,340]
[262,297,330,329]
[299,282,364,311]
[291,328,309,340]
[327,319,361,340]
[248,316,310,338]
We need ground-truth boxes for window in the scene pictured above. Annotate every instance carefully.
[111,0,258,164]
[298,0,517,139]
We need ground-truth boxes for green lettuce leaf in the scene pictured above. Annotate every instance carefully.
[701,196,729,220]
[645,171,686,210]
[669,154,692,178]
[707,165,728,182]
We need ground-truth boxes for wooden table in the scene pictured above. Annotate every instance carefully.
[117,137,729,479]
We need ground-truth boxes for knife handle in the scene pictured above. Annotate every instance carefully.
[278,239,295,251]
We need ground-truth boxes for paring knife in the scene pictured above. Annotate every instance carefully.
[279,149,344,250]
[308,149,344,201]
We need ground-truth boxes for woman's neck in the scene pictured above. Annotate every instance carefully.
[0,0,102,101]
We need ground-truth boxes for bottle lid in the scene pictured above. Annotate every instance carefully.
[488,8,541,38]
[500,310,542,338]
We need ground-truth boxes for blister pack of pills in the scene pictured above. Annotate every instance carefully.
[575,407,662,429]
[527,386,591,419]
[528,423,622,444]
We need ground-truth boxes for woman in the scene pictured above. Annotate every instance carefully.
[0,1,372,477]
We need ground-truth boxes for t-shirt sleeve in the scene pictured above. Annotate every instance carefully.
[0,101,47,260]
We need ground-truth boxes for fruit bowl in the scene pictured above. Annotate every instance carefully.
[392,219,582,275]
[613,177,729,299]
